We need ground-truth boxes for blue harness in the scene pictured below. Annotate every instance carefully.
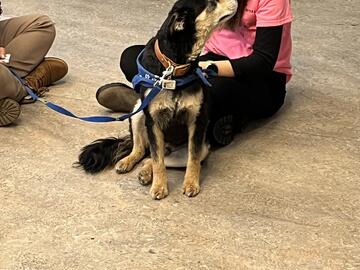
[10,50,215,123]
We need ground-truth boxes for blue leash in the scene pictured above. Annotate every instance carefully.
[10,70,125,123]
[10,52,215,123]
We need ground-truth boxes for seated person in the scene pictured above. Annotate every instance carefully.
[0,1,68,126]
[95,0,293,146]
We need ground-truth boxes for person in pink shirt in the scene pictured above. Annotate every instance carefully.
[97,0,293,146]
[198,0,293,145]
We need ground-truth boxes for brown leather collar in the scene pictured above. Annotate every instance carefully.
[154,39,191,77]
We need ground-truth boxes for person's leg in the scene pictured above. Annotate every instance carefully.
[96,45,145,112]
[0,14,67,126]
[0,15,48,103]
[0,15,67,92]
[0,64,23,126]
[120,45,146,82]
[0,14,55,77]
[205,72,287,146]
[0,64,26,101]
[201,52,286,115]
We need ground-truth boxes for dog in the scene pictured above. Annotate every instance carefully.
[77,0,238,199]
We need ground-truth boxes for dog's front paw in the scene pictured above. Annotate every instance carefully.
[182,182,200,197]
[115,159,134,174]
[150,184,168,200]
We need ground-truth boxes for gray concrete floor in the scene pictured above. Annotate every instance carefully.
[1,0,359,269]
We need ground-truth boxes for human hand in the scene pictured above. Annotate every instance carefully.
[198,60,214,70]
[199,60,219,77]
[0,47,10,64]
[199,60,235,77]
[0,47,5,58]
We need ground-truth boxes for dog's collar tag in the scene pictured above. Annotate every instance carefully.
[162,79,176,90]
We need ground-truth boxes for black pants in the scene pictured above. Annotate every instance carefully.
[120,45,287,144]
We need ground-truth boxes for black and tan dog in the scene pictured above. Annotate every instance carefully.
[77,0,238,199]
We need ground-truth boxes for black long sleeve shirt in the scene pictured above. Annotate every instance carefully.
[230,25,284,77]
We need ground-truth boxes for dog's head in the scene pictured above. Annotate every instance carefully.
[158,0,238,62]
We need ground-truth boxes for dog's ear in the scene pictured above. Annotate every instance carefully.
[168,10,188,36]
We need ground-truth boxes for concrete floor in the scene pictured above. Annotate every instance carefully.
[1,0,359,269]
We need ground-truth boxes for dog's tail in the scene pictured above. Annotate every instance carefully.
[75,135,133,174]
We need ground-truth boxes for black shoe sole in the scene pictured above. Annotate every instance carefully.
[0,98,21,126]
[212,115,234,146]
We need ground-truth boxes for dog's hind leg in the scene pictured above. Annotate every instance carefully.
[138,158,153,186]
[115,112,148,174]
[182,109,208,197]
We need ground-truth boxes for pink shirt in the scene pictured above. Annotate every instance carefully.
[204,0,293,82]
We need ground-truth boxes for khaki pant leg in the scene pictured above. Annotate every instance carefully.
[0,64,27,101]
[0,14,56,77]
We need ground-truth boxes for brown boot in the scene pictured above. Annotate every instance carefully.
[24,57,68,96]
[96,83,139,112]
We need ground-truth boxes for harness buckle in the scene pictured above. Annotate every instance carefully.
[162,79,176,90]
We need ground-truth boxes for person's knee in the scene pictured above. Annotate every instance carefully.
[120,45,144,82]
[37,15,56,39]
[28,14,56,41]
[259,90,286,118]
[120,46,138,70]
[119,47,131,75]
[35,14,54,25]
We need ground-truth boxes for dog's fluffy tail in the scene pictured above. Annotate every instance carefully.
[75,135,133,174]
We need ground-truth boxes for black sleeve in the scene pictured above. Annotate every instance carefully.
[230,25,283,77]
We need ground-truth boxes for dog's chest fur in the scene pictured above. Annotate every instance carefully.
[147,84,204,144]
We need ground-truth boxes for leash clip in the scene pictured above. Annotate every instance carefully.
[38,97,48,104]
[162,65,174,78]
[155,65,175,89]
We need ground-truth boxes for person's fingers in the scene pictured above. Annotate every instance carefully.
[198,61,206,68]
[198,61,210,69]
[0,47,6,58]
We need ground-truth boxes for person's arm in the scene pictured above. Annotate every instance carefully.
[199,25,283,78]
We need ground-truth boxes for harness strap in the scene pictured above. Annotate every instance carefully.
[132,49,214,93]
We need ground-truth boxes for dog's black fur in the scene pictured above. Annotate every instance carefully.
[77,0,237,198]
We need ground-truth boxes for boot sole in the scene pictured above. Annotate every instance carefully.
[212,115,234,146]
[0,98,21,126]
